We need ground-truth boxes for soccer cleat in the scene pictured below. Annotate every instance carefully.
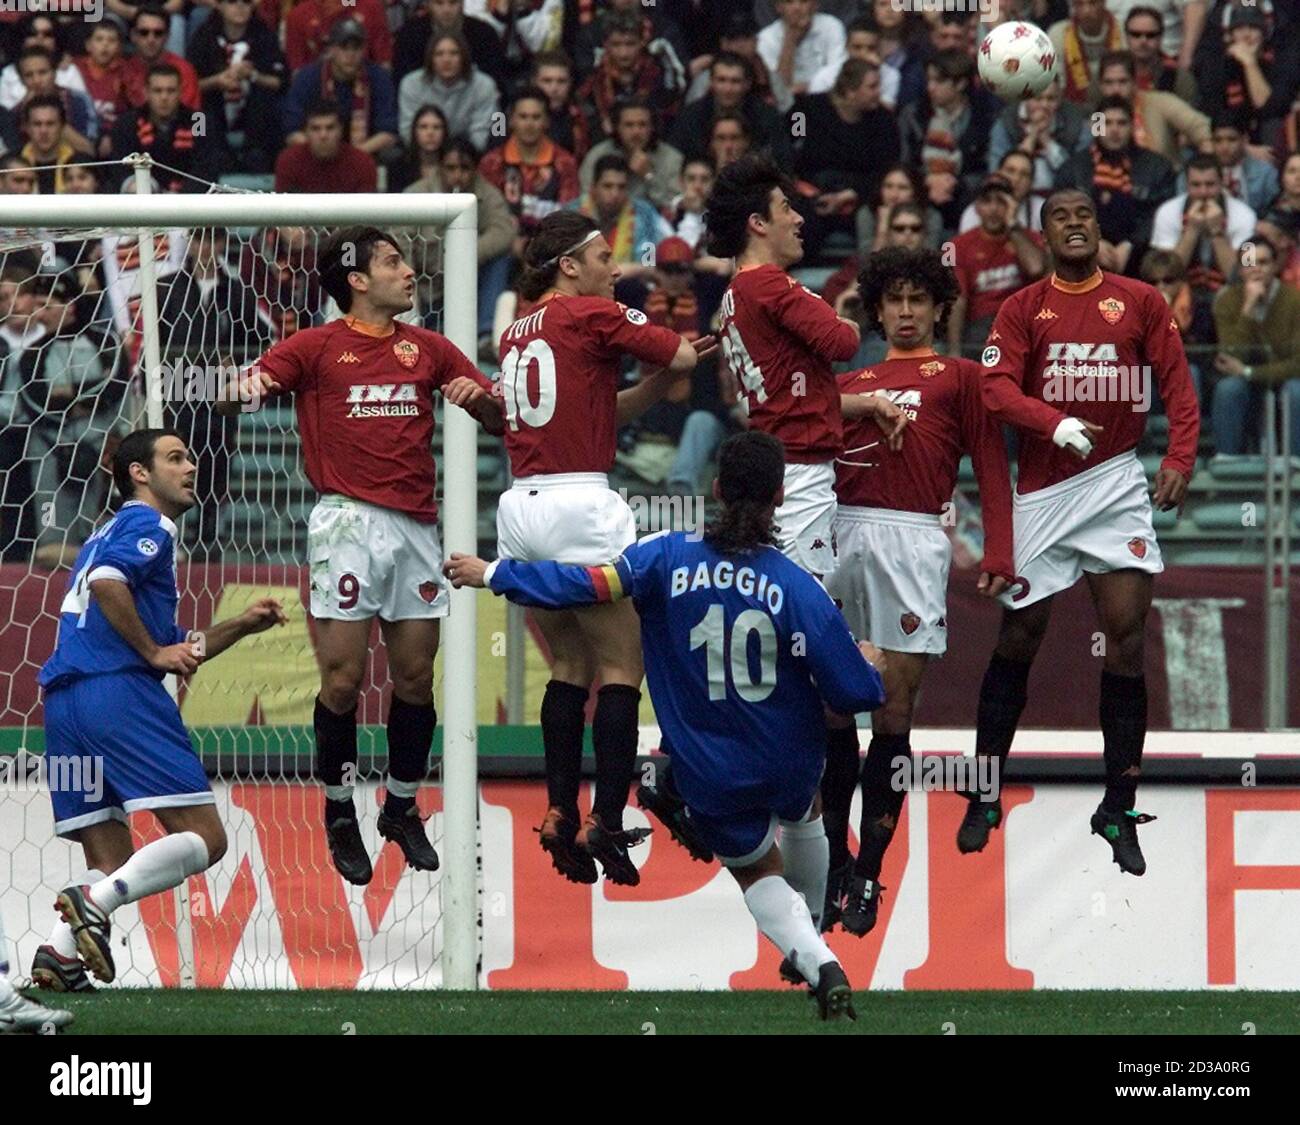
[377,806,440,872]
[537,807,598,885]
[813,961,857,1022]
[841,875,886,937]
[326,817,374,885]
[576,813,651,886]
[0,987,74,1033]
[54,885,115,985]
[1090,805,1156,876]
[31,945,95,993]
[821,857,853,932]
[956,799,1003,854]
[635,779,713,863]
[778,955,806,987]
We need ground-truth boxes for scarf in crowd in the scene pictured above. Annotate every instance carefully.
[1181,195,1227,291]
[1091,143,1132,198]
[584,54,666,130]
[1062,13,1123,102]
[219,36,252,124]
[921,103,965,176]
[322,62,369,146]
[20,141,74,192]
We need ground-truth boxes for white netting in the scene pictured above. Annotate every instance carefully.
[0,189,469,989]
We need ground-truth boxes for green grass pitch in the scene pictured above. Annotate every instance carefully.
[38,989,1300,1036]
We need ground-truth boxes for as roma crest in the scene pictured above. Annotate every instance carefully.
[1127,538,1147,559]
[919,360,945,379]
[418,580,440,603]
[393,340,420,369]
[900,612,920,635]
[1098,297,1125,326]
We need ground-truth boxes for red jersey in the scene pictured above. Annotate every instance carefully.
[835,349,1015,580]
[75,56,129,134]
[718,264,860,463]
[499,293,682,477]
[285,0,393,69]
[121,53,201,111]
[256,317,493,522]
[953,227,1046,321]
[983,270,1200,494]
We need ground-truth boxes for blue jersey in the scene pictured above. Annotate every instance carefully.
[487,530,885,818]
[39,501,188,692]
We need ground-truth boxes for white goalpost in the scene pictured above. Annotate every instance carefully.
[0,177,481,991]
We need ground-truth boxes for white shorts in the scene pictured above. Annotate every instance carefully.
[1000,452,1163,610]
[774,461,837,576]
[496,473,637,565]
[307,494,449,621]
[826,507,952,654]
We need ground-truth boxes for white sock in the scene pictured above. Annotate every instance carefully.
[89,833,210,914]
[780,815,830,930]
[49,869,107,959]
[743,874,837,988]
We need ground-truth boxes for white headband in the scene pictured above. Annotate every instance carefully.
[543,228,601,268]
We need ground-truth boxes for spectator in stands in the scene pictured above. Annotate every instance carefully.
[110,64,213,193]
[75,21,131,153]
[1124,5,1197,102]
[0,155,36,194]
[683,11,782,109]
[529,51,592,164]
[571,0,690,95]
[20,95,76,195]
[669,52,793,165]
[285,0,392,71]
[960,150,1041,233]
[1142,247,1195,333]
[393,0,508,87]
[478,86,580,248]
[579,9,684,139]
[397,30,499,151]
[59,155,102,196]
[706,110,751,169]
[899,49,999,234]
[1190,110,1281,214]
[664,154,713,249]
[1096,50,1210,171]
[188,0,287,177]
[948,174,1047,356]
[1054,95,1178,274]
[274,97,378,192]
[1266,150,1300,215]
[580,97,682,210]
[391,104,447,193]
[988,77,1092,202]
[922,10,973,61]
[1151,153,1256,338]
[0,16,89,113]
[859,163,943,251]
[284,19,399,163]
[124,6,201,113]
[0,261,42,561]
[1196,3,1300,145]
[1211,232,1300,454]
[862,0,927,110]
[405,135,517,353]
[15,48,96,155]
[757,0,845,104]
[571,153,671,305]
[1050,0,1126,105]
[1254,206,1300,289]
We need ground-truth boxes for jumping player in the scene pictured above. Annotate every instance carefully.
[498,210,714,885]
[823,247,1015,935]
[445,431,887,1020]
[961,188,1199,874]
[222,227,505,886]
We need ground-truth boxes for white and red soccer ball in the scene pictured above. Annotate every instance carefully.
[978,20,1059,101]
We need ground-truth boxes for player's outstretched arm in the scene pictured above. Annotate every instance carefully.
[445,553,635,611]
[90,579,200,676]
[1146,290,1200,512]
[442,375,507,435]
[616,335,718,424]
[840,392,907,450]
[214,367,281,417]
[795,585,886,714]
[189,599,288,662]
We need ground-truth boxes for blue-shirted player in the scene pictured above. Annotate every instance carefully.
[446,431,887,1020]
[31,428,286,990]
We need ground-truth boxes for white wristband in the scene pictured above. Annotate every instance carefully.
[483,559,501,589]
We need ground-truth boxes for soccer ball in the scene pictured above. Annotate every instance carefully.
[977,21,1059,101]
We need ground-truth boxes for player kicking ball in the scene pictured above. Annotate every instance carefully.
[961,188,1199,874]
[223,227,505,886]
[822,247,1016,935]
[34,429,286,988]
[446,431,887,1021]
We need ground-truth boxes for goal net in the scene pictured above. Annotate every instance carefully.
[0,178,483,990]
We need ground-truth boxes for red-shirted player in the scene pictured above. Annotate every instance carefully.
[961,188,1200,876]
[221,227,505,885]
[498,211,713,885]
[821,247,1016,936]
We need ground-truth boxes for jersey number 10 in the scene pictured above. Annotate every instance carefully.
[500,339,558,431]
[719,323,768,404]
[689,603,777,702]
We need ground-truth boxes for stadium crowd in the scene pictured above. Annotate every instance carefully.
[0,0,1298,569]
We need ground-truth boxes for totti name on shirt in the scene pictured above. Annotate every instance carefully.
[345,382,421,417]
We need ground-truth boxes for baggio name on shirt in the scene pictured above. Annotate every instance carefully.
[49,1056,152,1106]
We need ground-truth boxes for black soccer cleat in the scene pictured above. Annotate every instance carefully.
[813,960,857,1023]
[841,875,886,938]
[635,779,713,863]
[956,799,1003,854]
[821,857,853,932]
[537,807,598,885]
[377,806,441,872]
[1090,805,1155,876]
[31,945,95,993]
[54,885,114,985]
[576,813,651,886]
[326,816,374,885]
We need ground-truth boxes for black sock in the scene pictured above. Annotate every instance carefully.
[541,680,589,821]
[592,683,641,830]
[971,653,1031,802]
[1100,671,1147,813]
[821,725,861,870]
[855,734,911,879]
[384,696,435,818]
[315,695,357,824]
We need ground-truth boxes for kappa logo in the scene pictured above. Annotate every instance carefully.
[937,615,947,628]
[337,351,360,364]
[393,340,420,369]
[1128,537,1147,559]
[1169,317,1179,332]
[988,328,1002,341]
[811,538,826,551]
[418,581,440,603]
[1098,297,1125,326]
[900,612,920,636]
[1035,307,1059,321]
